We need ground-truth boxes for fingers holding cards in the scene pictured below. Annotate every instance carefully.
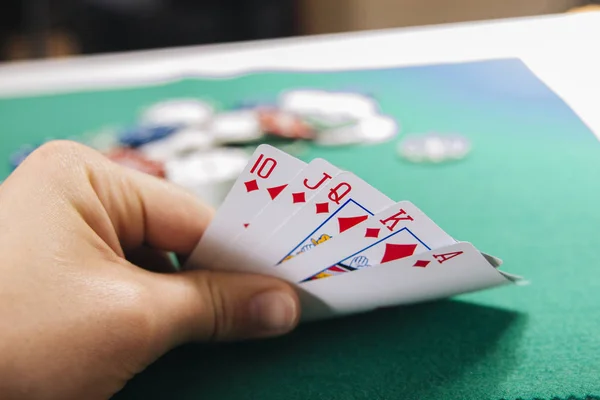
[185,144,306,270]
[183,144,522,321]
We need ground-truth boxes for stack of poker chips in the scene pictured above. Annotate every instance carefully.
[9,90,471,207]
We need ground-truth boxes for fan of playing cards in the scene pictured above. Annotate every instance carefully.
[184,145,522,321]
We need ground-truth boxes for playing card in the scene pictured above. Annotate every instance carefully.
[213,158,342,270]
[273,200,457,283]
[297,242,520,321]
[185,144,306,270]
[242,172,394,272]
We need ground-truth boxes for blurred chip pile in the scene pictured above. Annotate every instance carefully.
[8,89,475,206]
[9,90,401,207]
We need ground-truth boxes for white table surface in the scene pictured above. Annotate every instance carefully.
[1,12,599,137]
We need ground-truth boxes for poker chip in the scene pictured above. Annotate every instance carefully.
[139,128,216,162]
[397,133,471,163]
[140,99,214,128]
[165,148,250,207]
[210,110,264,144]
[315,123,366,146]
[105,148,166,178]
[7,91,405,209]
[358,115,398,144]
[315,115,398,146]
[258,109,315,140]
[280,90,378,120]
[118,125,180,148]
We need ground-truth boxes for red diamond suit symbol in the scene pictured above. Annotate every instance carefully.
[337,215,369,233]
[364,228,380,238]
[380,243,418,264]
[413,259,431,268]
[244,180,259,192]
[292,192,306,203]
[315,202,329,214]
[267,184,287,200]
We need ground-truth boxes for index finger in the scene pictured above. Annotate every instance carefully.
[15,141,215,257]
[97,158,215,256]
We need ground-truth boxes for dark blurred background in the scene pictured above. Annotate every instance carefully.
[0,0,298,60]
[1,0,598,62]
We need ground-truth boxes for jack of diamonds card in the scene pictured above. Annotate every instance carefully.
[184,144,306,270]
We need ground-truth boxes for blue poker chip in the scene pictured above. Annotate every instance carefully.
[9,145,38,170]
[118,125,180,148]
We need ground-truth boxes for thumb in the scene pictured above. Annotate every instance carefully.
[151,269,301,345]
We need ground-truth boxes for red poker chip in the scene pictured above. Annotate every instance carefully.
[258,109,315,140]
[105,148,166,178]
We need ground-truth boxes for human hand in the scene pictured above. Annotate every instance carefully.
[0,141,300,400]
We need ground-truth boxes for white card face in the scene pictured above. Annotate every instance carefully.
[248,172,394,269]
[297,242,516,321]
[185,144,306,270]
[273,201,457,283]
[213,158,342,270]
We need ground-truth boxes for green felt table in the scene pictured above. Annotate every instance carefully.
[0,64,599,400]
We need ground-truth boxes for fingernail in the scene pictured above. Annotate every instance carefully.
[249,291,297,333]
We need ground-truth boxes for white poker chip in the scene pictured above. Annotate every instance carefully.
[138,128,216,162]
[358,115,399,144]
[280,90,378,120]
[165,148,250,207]
[315,123,365,146]
[316,115,398,146]
[210,110,264,144]
[397,133,471,163]
[140,99,214,128]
